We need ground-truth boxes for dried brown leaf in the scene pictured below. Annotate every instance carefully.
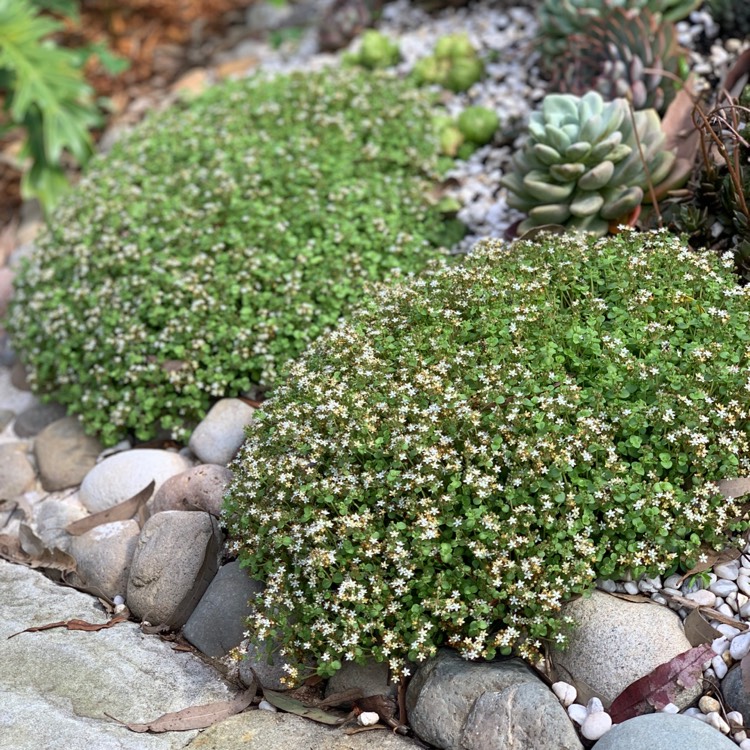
[110,687,256,733]
[609,644,713,723]
[723,49,750,100]
[15,524,77,575]
[651,77,701,201]
[318,688,364,708]
[262,689,347,725]
[677,545,742,585]
[8,612,129,639]
[609,592,653,604]
[65,480,155,535]
[0,533,31,564]
[354,694,408,732]
[684,608,722,647]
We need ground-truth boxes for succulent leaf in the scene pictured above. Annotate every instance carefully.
[501,91,674,236]
[536,0,699,62]
[549,7,686,114]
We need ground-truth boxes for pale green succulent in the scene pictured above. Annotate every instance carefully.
[536,0,701,60]
[500,91,675,236]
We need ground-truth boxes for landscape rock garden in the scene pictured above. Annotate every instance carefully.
[3,0,750,748]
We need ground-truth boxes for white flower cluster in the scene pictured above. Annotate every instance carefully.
[224,230,750,681]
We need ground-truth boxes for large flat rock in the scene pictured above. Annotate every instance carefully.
[0,559,237,749]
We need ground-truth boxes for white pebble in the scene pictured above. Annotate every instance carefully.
[715,561,741,581]
[727,711,745,729]
[699,696,721,714]
[711,636,729,654]
[712,654,728,679]
[735,731,748,743]
[358,711,380,726]
[587,697,604,714]
[660,703,679,714]
[711,579,738,598]
[718,603,736,618]
[740,740,750,750]
[738,576,750,597]
[623,581,640,596]
[651,593,669,606]
[686,590,717,607]
[552,681,577,708]
[716,625,740,639]
[703,667,717,680]
[258,700,277,712]
[706,711,731,734]
[597,579,617,593]
[638,576,661,593]
[664,574,683,589]
[567,704,588,726]
[114,603,127,615]
[741,600,750,619]
[113,595,125,606]
[581,711,613,741]
[730,632,750,661]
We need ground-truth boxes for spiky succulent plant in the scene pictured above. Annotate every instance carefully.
[537,0,700,60]
[554,7,684,114]
[706,0,750,40]
[500,91,675,236]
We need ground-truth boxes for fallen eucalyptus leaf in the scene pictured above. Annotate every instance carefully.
[609,644,713,723]
[14,524,77,575]
[109,686,257,733]
[318,688,365,708]
[677,545,742,585]
[65,480,155,535]
[609,592,653,604]
[0,533,31,564]
[684,608,722,647]
[263,689,347,725]
[8,612,129,639]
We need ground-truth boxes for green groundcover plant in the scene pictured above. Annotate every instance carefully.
[224,229,750,682]
[8,67,460,444]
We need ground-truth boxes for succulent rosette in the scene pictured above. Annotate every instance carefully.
[554,7,684,114]
[500,91,675,236]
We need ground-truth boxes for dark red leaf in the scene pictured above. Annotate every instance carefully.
[609,644,713,723]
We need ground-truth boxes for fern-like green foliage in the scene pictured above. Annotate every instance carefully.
[0,0,102,209]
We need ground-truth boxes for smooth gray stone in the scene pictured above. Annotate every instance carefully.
[0,366,37,414]
[722,664,750,716]
[0,559,237,750]
[405,649,540,749]
[148,464,233,517]
[127,511,222,628]
[68,519,140,600]
[592,712,738,749]
[552,591,698,708]
[188,398,255,465]
[239,638,296,691]
[80,449,192,513]
[325,658,394,699]
[0,442,36,498]
[183,560,264,657]
[461,682,583,750]
[0,407,14,431]
[14,401,67,437]
[182,710,420,749]
[34,416,102,491]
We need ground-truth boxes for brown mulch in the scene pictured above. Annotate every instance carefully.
[0,0,262,229]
